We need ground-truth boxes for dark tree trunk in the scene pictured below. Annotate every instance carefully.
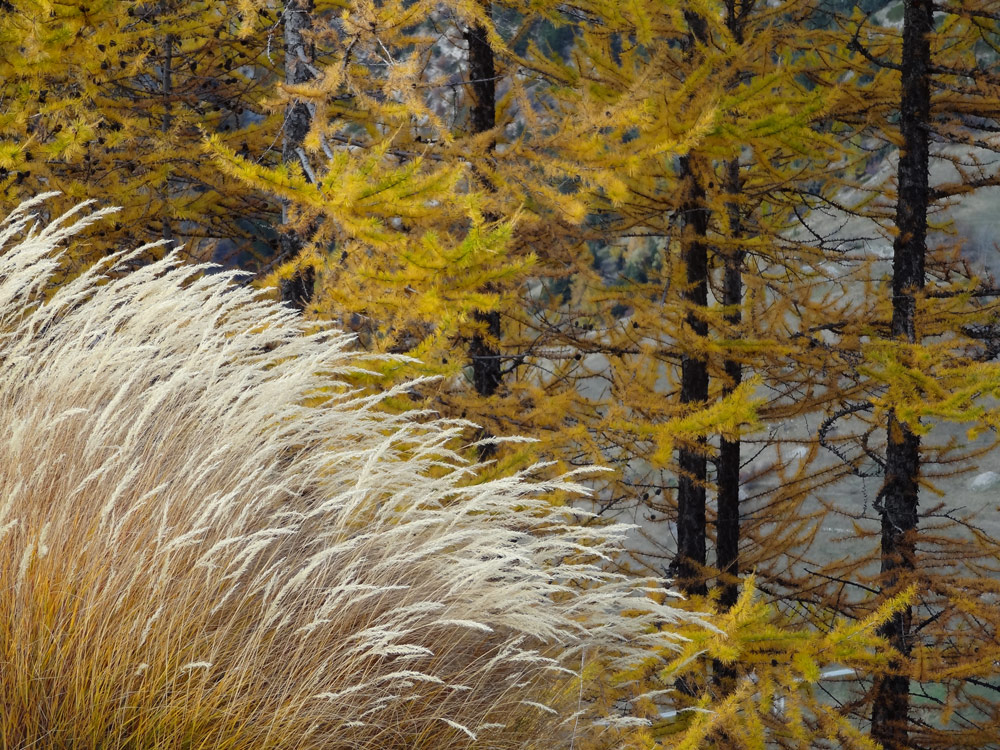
[464,15,496,147]
[712,8,748,704]
[666,2,713,599]
[278,265,316,311]
[717,158,743,612]
[159,1,174,245]
[464,7,504,457]
[279,0,316,311]
[871,1,932,747]
[672,154,710,598]
[470,308,502,398]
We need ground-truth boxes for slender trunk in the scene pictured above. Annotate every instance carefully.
[673,153,710,598]
[870,2,932,747]
[717,158,743,612]
[465,6,503,454]
[465,14,496,146]
[712,8,748,704]
[669,12,712,599]
[279,0,316,311]
[159,2,174,244]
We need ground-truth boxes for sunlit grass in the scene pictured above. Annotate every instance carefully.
[0,196,702,749]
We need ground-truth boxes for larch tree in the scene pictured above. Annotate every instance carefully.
[464,0,505,416]
[870,1,933,744]
[515,0,864,601]
[210,0,533,374]
[805,2,1000,747]
[277,0,318,310]
[0,0,283,274]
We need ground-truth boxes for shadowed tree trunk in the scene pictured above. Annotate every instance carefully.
[159,0,174,245]
[672,152,710,598]
[464,6,503,456]
[279,0,316,311]
[715,0,751,613]
[870,1,932,747]
[710,6,752,706]
[465,11,497,143]
[717,157,743,612]
[668,11,712,600]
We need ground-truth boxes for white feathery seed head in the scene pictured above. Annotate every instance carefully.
[0,197,707,748]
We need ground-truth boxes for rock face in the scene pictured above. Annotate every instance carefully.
[968,471,1000,492]
[0,197,700,749]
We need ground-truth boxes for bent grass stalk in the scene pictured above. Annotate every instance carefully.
[0,197,704,748]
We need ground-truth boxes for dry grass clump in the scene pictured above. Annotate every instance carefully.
[0,197,701,749]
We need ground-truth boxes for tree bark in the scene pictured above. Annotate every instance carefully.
[672,153,710,598]
[870,2,932,747]
[464,14,496,147]
[717,158,743,612]
[159,1,174,245]
[669,12,712,599]
[711,9,750,706]
[464,7,503,456]
[279,0,316,311]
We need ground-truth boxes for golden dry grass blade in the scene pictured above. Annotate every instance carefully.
[0,198,704,749]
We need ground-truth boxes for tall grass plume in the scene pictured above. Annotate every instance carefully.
[0,196,702,748]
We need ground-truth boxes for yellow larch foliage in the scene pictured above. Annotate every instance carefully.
[0,0,283,277]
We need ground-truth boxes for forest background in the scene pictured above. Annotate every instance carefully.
[4,0,1000,747]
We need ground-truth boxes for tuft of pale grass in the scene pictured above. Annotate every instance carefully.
[0,196,703,749]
